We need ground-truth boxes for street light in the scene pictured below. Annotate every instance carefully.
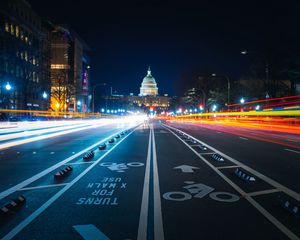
[42,91,48,99]
[240,98,245,104]
[211,74,230,110]
[5,82,12,91]
[92,83,107,113]
[241,49,270,97]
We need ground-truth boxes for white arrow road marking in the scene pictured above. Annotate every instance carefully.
[173,165,199,173]
[73,224,110,240]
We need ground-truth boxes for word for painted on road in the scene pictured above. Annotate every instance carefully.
[76,177,126,206]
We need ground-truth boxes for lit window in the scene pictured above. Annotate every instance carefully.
[15,25,19,37]
[20,30,24,40]
[24,51,28,61]
[32,56,36,65]
[32,72,36,82]
[36,75,39,83]
[25,36,28,43]
[10,24,14,35]
[5,22,9,32]
[20,51,24,59]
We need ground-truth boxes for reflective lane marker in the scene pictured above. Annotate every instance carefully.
[165,125,300,240]
[2,127,137,240]
[73,224,110,240]
[137,128,151,240]
[151,126,165,240]
[247,189,281,197]
[18,183,68,191]
[239,137,248,140]
[216,165,238,170]
[285,148,300,154]
[33,152,36,154]
[50,152,55,155]
[0,128,131,201]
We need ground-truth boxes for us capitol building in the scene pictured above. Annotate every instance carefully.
[101,67,171,112]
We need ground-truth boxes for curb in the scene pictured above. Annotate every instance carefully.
[211,153,224,162]
[0,196,26,218]
[54,165,73,178]
[234,168,256,182]
[83,151,95,160]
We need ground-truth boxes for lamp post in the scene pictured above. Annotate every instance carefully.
[92,83,107,113]
[241,50,270,97]
[211,74,230,110]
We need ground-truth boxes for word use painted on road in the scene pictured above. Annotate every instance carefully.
[99,162,144,172]
[76,177,127,206]
[163,181,240,203]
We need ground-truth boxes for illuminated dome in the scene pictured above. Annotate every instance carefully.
[139,66,158,96]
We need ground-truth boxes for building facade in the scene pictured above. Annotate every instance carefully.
[50,25,91,112]
[0,0,51,110]
[139,66,158,96]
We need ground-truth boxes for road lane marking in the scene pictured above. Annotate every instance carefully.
[65,161,96,165]
[173,165,199,173]
[216,165,238,170]
[247,189,281,197]
[2,126,137,240]
[137,128,151,240]
[18,183,68,191]
[0,128,132,201]
[164,125,300,240]
[239,137,248,140]
[199,152,215,155]
[216,131,222,134]
[73,224,110,240]
[284,148,300,154]
[152,126,165,240]
[166,125,300,201]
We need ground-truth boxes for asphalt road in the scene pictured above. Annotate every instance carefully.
[0,120,299,239]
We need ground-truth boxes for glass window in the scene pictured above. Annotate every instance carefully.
[15,25,19,37]
[10,24,14,35]
[5,22,9,32]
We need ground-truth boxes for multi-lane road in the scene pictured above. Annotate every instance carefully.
[0,118,299,239]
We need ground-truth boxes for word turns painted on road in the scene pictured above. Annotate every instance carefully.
[99,162,144,172]
[76,177,127,206]
[163,181,240,203]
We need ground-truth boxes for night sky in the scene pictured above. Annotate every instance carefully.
[27,0,300,96]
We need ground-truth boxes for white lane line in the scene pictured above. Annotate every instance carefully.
[0,128,131,200]
[64,161,96,165]
[216,165,238,170]
[247,189,281,197]
[73,224,110,240]
[199,152,215,155]
[239,137,248,140]
[151,126,165,240]
[2,126,137,240]
[137,128,151,240]
[166,124,300,202]
[216,131,222,134]
[165,125,300,240]
[285,148,300,154]
[18,183,68,191]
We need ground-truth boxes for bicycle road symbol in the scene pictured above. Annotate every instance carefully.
[100,162,144,172]
[163,181,240,203]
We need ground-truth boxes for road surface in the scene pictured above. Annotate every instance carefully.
[0,119,299,239]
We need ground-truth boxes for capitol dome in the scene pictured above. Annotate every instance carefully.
[139,66,158,96]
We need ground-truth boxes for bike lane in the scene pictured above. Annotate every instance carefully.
[154,124,288,240]
[7,126,150,240]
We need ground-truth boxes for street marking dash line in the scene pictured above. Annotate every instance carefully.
[216,165,238,170]
[284,148,300,154]
[18,183,68,191]
[247,189,281,197]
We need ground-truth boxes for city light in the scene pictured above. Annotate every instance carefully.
[101,108,105,113]
[5,82,12,91]
[240,98,245,104]
[77,101,81,106]
[212,105,217,112]
[42,91,48,99]
[255,105,260,110]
